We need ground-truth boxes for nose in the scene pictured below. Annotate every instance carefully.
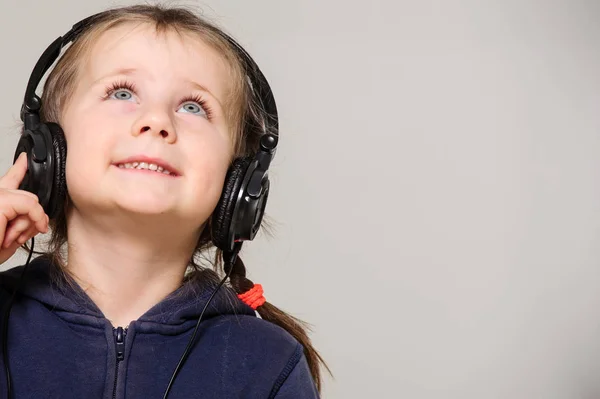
[131,108,177,143]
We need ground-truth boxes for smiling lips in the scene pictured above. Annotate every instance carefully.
[114,156,180,176]
[116,161,174,176]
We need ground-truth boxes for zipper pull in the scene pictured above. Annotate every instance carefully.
[114,326,125,361]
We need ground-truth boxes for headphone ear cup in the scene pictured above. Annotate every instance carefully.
[14,124,55,214]
[211,157,253,251]
[46,122,67,219]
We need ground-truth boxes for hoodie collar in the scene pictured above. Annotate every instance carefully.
[1,256,255,330]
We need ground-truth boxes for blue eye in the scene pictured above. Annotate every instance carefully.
[178,101,207,117]
[111,89,134,101]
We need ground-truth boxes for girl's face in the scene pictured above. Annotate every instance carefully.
[61,23,233,229]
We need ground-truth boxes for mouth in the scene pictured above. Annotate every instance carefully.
[113,156,181,177]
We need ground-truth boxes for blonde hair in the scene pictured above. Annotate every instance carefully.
[26,3,329,392]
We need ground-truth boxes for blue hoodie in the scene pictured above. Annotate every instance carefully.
[0,256,319,398]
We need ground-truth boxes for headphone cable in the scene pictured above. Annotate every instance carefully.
[162,248,239,399]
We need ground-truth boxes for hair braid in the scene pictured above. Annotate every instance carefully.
[226,255,331,392]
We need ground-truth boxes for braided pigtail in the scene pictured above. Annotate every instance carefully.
[226,255,331,393]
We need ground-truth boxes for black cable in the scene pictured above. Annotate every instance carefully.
[162,249,239,399]
[2,237,36,399]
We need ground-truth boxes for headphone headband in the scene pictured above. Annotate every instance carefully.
[20,12,279,147]
[21,15,94,127]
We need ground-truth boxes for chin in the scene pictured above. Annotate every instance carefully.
[69,188,172,215]
[69,178,215,227]
[112,196,176,216]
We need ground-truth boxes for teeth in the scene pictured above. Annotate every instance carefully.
[116,162,173,175]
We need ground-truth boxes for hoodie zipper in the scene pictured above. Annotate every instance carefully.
[112,326,127,399]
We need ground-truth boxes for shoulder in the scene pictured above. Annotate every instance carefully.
[206,313,301,358]
[202,314,310,394]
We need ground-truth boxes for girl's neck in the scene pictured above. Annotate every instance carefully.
[64,209,201,328]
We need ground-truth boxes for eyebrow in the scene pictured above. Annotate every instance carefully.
[91,67,138,85]
[91,67,223,107]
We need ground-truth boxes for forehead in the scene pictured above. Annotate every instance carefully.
[83,22,232,102]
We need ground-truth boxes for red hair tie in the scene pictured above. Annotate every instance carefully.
[238,284,266,310]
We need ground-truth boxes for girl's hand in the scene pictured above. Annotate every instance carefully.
[0,152,49,265]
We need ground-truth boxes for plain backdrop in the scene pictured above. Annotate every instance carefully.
[1,0,600,398]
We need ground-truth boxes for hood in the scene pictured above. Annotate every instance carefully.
[0,255,255,330]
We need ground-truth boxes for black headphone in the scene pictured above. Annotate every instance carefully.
[14,12,279,254]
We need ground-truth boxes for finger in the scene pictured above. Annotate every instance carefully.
[4,215,45,249]
[2,215,32,249]
[0,152,28,190]
[0,194,48,238]
[6,188,39,201]
[17,225,39,245]
[5,191,49,228]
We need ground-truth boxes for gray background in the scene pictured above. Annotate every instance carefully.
[1,0,600,398]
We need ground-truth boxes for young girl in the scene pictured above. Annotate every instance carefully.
[0,4,327,398]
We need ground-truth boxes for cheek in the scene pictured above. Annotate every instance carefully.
[183,133,232,205]
[62,112,118,189]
